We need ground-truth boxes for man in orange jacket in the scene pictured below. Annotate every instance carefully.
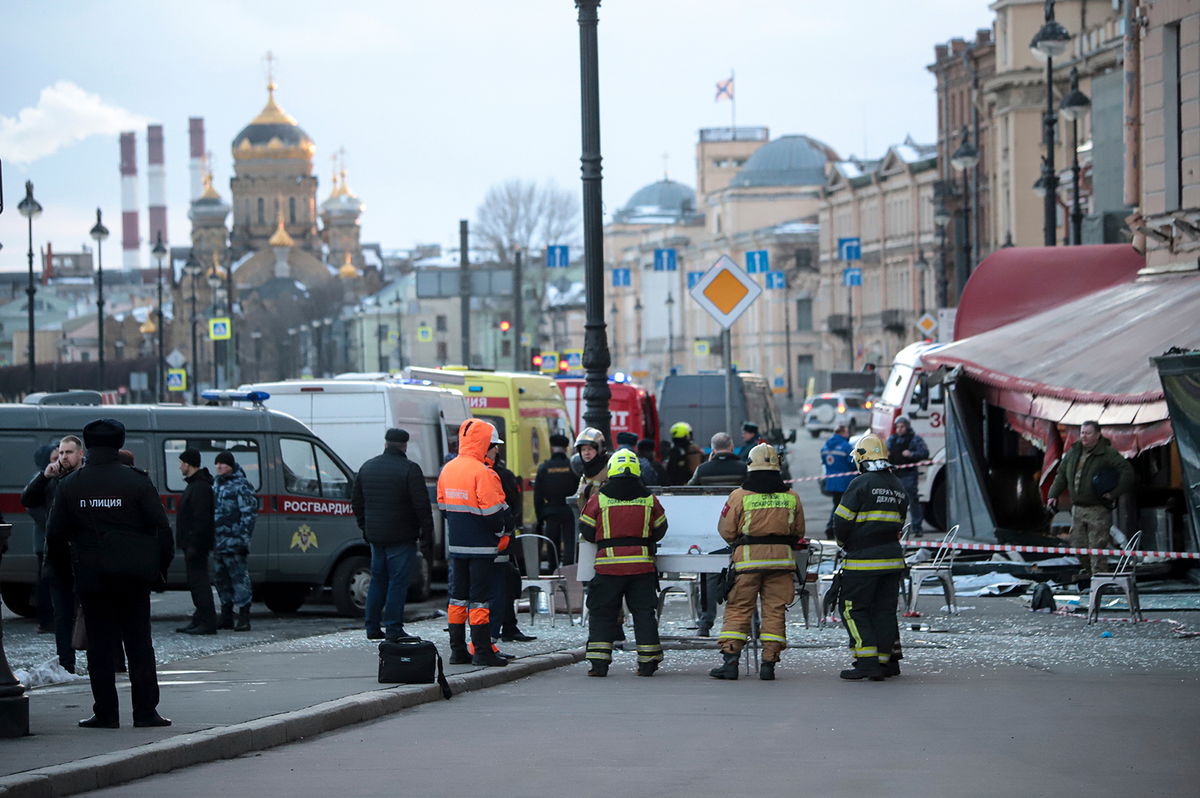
[437,418,510,667]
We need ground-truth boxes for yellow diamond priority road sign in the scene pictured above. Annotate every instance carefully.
[690,254,763,329]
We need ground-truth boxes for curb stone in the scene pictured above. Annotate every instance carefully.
[0,650,583,798]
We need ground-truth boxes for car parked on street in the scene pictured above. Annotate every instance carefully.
[802,391,873,437]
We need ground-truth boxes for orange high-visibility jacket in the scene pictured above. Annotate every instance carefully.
[437,418,508,558]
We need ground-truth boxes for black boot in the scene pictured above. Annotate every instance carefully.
[840,662,885,681]
[448,623,471,664]
[637,661,659,677]
[882,660,901,678]
[759,661,776,681]
[218,604,234,630]
[176,611,199,634]
[183,608,217,635]
[470,624,508,667]
[233,606,251,632]
[586,661,609,677]
[709,652,740,680]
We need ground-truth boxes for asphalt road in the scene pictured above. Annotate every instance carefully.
[85,644,1200,798]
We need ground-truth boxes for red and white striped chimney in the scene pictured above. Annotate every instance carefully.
[188,117,206,200]
[119,131,140,270]
[147,124,168,250]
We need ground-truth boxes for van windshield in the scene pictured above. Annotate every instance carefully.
[880,364,913,407]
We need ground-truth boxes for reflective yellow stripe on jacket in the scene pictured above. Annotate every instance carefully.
[733,492,797,571]
[595,495,655,567]
[833,505,904,524]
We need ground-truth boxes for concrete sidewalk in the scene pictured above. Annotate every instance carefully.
[0,616,584,797]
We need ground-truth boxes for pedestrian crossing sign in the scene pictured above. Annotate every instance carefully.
[166,368,187,392]
[208,317,232,341]
[694,339,710,356]
[417,324,433,343]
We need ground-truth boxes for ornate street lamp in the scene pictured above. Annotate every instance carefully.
[1060,66,1092,246]
[152,232,167,401]
[933,199,950,309]
[183,254,202,403]
[89,209,110,389]
[1030,0,1072,246]
[17,182,43,394]
[950,126,980,294]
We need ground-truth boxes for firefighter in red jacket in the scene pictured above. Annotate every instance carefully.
[578,450,668,677]
[437,418,510,667]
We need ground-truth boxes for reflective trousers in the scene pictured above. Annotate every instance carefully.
[717,570,794,663]
[585,572,662,667]
[838,568,903,667]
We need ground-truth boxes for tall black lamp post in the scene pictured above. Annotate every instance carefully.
[184,254,202,403]
[18,182,42,394]
[915,248,929,319]
[665,292,675,374]
[950,126,980,295]
[1060,66,1091,246]
[1030,0,1071,247]
[89,209,110,389]
[576,0,612,442]
[933,200,951,308]
[152,232,167,401]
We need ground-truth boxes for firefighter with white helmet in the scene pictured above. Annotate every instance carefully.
[665,421,703,485]
[578,449,668,677]
[709,443,806,681]
[831,433,908,681]
[571,427,609,507]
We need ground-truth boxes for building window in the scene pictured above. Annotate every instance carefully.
[501,339,512,357]
[435,314,447,332]
[436,342,449,362]
[289,196,297,224]
[256,197,265,225]
[795,298,813,331]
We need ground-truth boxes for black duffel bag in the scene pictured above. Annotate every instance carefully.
[378,637,452,699]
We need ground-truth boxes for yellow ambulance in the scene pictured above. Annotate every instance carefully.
[412,367,575,528]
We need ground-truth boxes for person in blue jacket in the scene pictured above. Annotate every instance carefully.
[820,424,855,531]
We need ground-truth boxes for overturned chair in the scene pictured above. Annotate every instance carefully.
[1087,530,1144,624]
[904,524,960,616]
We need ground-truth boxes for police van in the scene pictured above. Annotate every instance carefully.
[0,399,404,618]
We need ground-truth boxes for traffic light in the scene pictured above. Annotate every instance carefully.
[531,353,543,369]
[498,319,511,332]
[558,359,570,372]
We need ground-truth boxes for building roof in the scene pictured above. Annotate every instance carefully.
[613,179,699,224]
[730,135,838,188]
[232,83,314,159]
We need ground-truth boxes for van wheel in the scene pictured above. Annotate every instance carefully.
[408,553,432,603]
[0,583,36,619]
[924,475,947,532]
[261,584,312,614]
[331,555,371,617]
[809,430,821,439]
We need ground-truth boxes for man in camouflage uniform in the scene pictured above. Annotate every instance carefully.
[212,450,257,632]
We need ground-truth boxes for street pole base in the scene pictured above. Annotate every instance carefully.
[0,696,30,738]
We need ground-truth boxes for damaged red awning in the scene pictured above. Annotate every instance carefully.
[954,245,1144,340]
[925,272,1200,457]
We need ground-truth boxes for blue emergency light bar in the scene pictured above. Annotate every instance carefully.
[200,390,271,405]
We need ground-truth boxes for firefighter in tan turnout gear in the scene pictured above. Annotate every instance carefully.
[709,443,806,681]
[831,433,908,681]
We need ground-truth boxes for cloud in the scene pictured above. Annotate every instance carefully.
[0,81,149,164]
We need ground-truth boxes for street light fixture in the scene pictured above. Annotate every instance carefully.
[1029,0,1071,246]
[152,232,167,401]
[183,253,202,404]
[915,248,929,318]
[89,208,110,389]
[1060,66,1091,246]
[949,126,979,295]
[17,181,42,394]
[932,198,950,309]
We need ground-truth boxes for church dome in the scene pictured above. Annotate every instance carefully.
[613,179,698,224]
[233,82,315,161]
[729,135,838,188]
[321,169,363,218]
[189,173,230,223]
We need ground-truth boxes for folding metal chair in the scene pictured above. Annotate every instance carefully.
[1087,530,1143,623]
[904,524,960,615]
[517,533,574,626]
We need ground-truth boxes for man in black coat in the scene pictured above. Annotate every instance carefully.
[688,432,750,636]
[175,449,217,635]
[352,428,433,641]
[46,419,174,728]
[21,435,85,674]
[533,433,578,568]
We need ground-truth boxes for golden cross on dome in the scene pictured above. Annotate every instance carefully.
[264,51,277,92]
[662,151,669,180]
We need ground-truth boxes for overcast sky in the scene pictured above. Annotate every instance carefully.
[0,0,994,271]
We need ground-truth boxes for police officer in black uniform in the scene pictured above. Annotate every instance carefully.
[47,419,175,728]
[534,433,579,568]
[831,433,908,681]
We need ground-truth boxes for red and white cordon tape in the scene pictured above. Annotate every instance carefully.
[786,458,934,484]
[903,540,1200,560]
